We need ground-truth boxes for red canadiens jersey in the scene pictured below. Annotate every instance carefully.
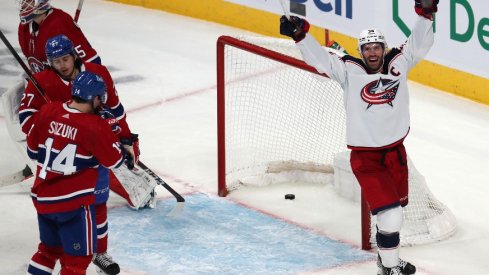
[27,102,124,214]
[19,62,131,139]
[18,8,99,73]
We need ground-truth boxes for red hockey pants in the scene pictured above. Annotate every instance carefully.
[350,144,408,215]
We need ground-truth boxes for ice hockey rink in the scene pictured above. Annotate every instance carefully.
[1,0,489,274]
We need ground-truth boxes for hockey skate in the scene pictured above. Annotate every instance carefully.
[377,254,416,275]
[379,266,403,275]
[93,252,120,275]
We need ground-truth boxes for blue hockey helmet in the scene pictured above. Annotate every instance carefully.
[45,35,76,65]
[72,71,107,103]
[18,0,51,24]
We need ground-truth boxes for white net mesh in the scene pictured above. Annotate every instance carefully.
[380,158,457,246]
[333,150,457,246]
[222,36,346,192]
[218,35,456,247]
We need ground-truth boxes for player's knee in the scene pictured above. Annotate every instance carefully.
[377,206,403,233]
[376,206,402,249]
[35,243,63,263]
[376,230,400,249]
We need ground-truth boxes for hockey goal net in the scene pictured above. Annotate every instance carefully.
[216,35,456,250]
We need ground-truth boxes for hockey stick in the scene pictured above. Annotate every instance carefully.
[137,161,185,215]
[0,170,25,187]
[0,31,49,187]
[138,161,185,202]
[277,0,291,19]
[0,30,50,103]
[0,164,34,188]
[74,0,85,23]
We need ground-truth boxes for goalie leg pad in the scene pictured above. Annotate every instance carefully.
[1,81,26,142]
[108,171,132,205]
[111,165,158,210]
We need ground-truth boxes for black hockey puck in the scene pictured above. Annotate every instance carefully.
[285,194,295,200]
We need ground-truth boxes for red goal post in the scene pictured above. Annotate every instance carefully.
[217,35,325,197]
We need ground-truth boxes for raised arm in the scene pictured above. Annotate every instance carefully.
[279,16,347,87]
[402,0,438,69]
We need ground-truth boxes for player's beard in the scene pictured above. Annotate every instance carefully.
[59,67,78,82]
[90,98,102,114]
[366,58,383,73]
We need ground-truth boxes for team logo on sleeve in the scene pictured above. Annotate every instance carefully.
[361,78,400,109]
[27,57,45,73]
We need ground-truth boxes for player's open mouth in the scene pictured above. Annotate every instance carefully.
[367,57,381,67]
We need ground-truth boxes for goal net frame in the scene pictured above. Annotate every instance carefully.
[217,35,323,197]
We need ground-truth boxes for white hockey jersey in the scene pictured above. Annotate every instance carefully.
[297,17,434,149]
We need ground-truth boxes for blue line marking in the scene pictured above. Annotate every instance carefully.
[108,193,374,274]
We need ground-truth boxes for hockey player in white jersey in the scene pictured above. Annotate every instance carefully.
[280,0,438,274]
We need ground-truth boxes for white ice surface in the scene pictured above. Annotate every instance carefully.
[1,0,489,274]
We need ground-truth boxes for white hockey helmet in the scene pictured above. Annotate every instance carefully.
[358,28,387,52]
[17,0,51,24]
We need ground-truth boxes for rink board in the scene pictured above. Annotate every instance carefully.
[108,193,374,274]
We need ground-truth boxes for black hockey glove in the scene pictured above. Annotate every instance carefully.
[120,133,140,170]
[280,15,310,42]
[98,106,122,135]
[415,0,438,19]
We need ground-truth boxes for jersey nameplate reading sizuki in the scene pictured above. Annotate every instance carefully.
[48,121,78,140]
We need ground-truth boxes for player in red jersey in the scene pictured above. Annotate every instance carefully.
[17,0,100,73]
[19,35,153,275]
[26,71,124,275]
[18,35,128,141]
[10,0,100,179]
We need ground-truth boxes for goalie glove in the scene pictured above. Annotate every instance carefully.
[98,107,122,135]
[280,15,310,42]
[120,133,140,170]
[415,0,438,20]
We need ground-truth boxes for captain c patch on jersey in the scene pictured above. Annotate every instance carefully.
[361,78,400,109]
